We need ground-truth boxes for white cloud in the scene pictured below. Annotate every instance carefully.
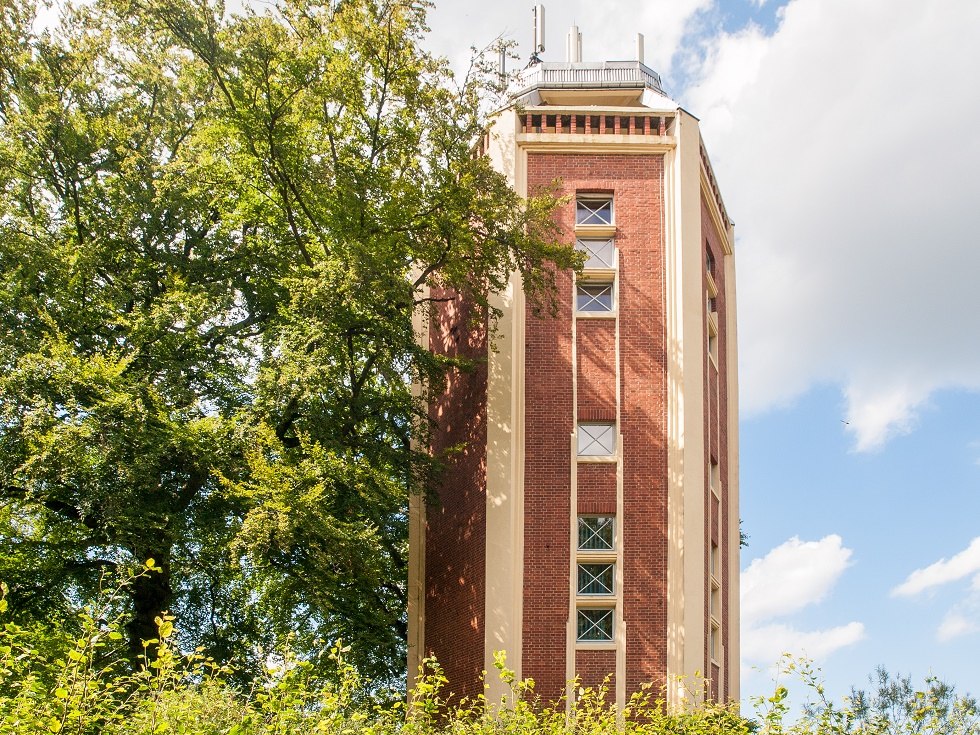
[685,0,980,451]
[892,537,980,597]
[843,381,929,452]
[893,540,980,642]
[936,574,980,642]
[575,0,713,74]
[742,535,852,625]
[741,535,863,665]
[742,621,865,662]
[937,612,979,643]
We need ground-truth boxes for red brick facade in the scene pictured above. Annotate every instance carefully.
[418,126,736,708]
[524,153,668,702]
[424,293,488,697]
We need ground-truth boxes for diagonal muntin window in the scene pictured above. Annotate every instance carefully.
[578,563,614,595]
[578,422,616,456]
[576,282,613,312]
[576,198,613,226]
[577,608,614,642]
[578,516,614,551]
[576,238,615,269]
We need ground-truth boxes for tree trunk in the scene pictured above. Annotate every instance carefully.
[126,553,174,664]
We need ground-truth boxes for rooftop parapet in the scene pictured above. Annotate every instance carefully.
[514,61,665,96]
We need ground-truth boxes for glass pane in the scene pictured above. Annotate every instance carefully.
[578,516,614,550]
[576,283,613,312]
[576,238,615,269]
[576,198,613,225]
[578,563,614,595]
[577,609,613,641]
[577,423,615,456]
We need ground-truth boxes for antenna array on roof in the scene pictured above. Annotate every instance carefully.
[532,4,546,61]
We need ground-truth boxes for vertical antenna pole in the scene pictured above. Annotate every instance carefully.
[533,5,546,55]
[567,25,582,63]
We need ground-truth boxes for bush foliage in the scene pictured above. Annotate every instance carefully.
[2,574,977,734]
[0,569,752,735]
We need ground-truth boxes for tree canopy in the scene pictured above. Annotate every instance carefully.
[0,0,576,683]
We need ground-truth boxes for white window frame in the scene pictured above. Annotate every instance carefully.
[575,196,614,227]
[575,279,616,317]
[707,317,718,366]
[576,237,617,270]
[710,621,722,663]
[577,422,616,458]
[577,562,615,596]
[578,515,615,551]
[576,607,615,643]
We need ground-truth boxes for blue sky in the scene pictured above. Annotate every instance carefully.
[426,0,980,710]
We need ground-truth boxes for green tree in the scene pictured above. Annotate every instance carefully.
[753,658,980,735]
[0,0,576,683]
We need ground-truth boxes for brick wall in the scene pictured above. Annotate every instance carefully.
[522,245,574,700]
[576,649,617,694]
[577,464,616,514]
[425,292,487,699]
[526,152,668,702]
[577,320,616,418]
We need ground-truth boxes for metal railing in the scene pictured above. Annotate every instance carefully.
[515,61,664,94]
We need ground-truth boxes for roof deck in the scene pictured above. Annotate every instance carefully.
[511,61,674,109]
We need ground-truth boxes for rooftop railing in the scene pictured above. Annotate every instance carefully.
[514,61,665,95]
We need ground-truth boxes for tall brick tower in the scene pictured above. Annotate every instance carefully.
[408,27,738,709]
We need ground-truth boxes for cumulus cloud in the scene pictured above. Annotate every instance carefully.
[937,612,980,643]
[893,538,980,642]
[892,537,980,597]
[741,536,863,664]
[685,0,980,451]
[742,622,865,662]
[742,535,853,624]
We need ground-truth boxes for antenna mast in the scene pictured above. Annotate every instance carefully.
[531,5,546,65]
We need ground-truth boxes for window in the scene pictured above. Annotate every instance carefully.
[705,247,716,276]
[710,622,721,661]
[708,319,718,363]
[577,608,614,642]
[576,282,613,312]
[576,197,613,226]
[578,516,614,551]
[576,238,616,269]
[577,563,614,595]
[577,422,616,456]
[576,515,616,645]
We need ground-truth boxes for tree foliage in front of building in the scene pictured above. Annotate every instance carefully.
[0,0,577,683]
